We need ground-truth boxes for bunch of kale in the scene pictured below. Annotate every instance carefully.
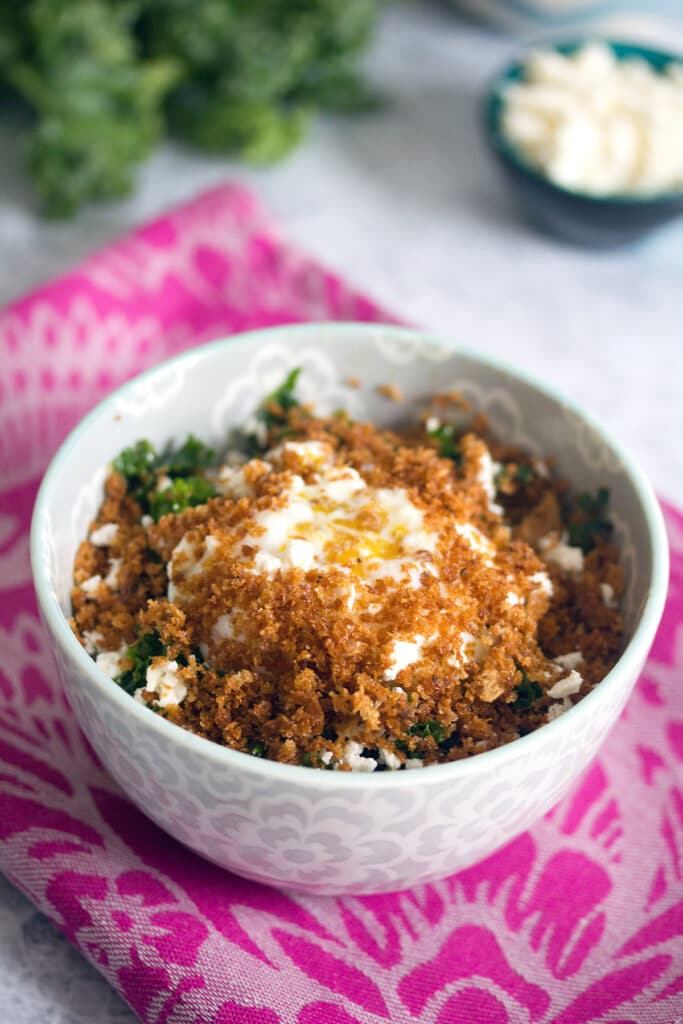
[0,0,382,217]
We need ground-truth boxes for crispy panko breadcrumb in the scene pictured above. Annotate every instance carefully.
[71,405,623,770]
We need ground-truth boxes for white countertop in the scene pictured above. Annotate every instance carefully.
[2,5,682,1021]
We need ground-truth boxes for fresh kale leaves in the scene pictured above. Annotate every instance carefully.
[246,367,303,454]
[408,719,447,744]
[165,434,215,476]
[262,367,302,426]
[427,421,461,465]
[2,0,382,216]
[567,487,612,554]
[112,439,159,510]
[112,434,216,518]
[149,475,217,520]
[115,632,165,695]
[512,674,543,710]
[113,439,158,479]
[515,463,536,485]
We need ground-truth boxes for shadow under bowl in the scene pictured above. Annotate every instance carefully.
[482,40,683,248]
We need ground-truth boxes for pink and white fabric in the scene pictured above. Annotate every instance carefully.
[1,184,682,1022]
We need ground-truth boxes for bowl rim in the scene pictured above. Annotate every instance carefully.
[482,37,683,206]
[31,321,670,788]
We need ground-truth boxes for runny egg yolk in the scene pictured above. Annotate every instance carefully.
[243,456,437,583]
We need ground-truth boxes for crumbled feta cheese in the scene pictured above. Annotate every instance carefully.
[405,758,424,770]
[502,41,683,197]
[156,475,173,493]
[212,613,236,642]
[253,550,284,574]
[320,750,334,766]
[339,740,377,772]
[383,636,425,681]
[476,448,503,515]
[104,558,122,589]
[379,748,402,771]
[554,651,583,671]
[95,647,127,679]
[80,574,102,596]
[455,521,495,561]
[90,522,118,546]
[530,571,553,596]
[600,582,617,609]
[168,533,222,600]
[541,534,584,573]
[506,590,521,606]
[145,659,187,708]
[141,514,153,528]
[547,700,571,722]
[282,440,331,466]
[548,669,583,699]
[281,538,316,571]
[216,462,270,500]
[452,631,487,668]
[82,630,103,654]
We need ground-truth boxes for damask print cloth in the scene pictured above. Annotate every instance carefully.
[0,184,682,1023]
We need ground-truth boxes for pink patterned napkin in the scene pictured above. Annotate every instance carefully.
[1,184,682,1023]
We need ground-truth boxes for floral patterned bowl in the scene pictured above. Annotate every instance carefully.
[31,323,669,895]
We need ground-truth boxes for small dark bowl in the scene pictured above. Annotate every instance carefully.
[482,40,683,248]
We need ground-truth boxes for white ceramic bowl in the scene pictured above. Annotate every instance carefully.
[31,324,668,895]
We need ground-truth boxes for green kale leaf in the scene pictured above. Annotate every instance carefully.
[112,439,159,511]
[567,487,612,554]
[408,719,447,744]
[427,421,461,465]
[149,475,216,521]
[512,674,543,710]
[164,434,215,476]
[115,632,165,695]
[1,0,382,216]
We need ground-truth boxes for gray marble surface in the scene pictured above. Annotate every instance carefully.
[2,5,683,1021]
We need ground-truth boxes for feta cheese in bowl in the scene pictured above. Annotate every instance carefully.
[31,323,668,894]
[502,42,683,197]
[483,40,683,247]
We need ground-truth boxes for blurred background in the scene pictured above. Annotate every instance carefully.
[2,2,683,1020]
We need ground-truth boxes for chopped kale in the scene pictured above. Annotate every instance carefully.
[114,632,165,695]
[4,1,382,217]
[408,719,447,744]
[250,742,265,758]
[262,367,302,427]
[494,462,535,488]
[512,674,543,710]
[427,421,461,465]
[112,439,159,509]
[113,439,158,479]
[112,434,217,517]
[245,367,303,453]
[164,434,215,476]
[149,476,217,521]
[515,463,536,485]
[567,487,612,554]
